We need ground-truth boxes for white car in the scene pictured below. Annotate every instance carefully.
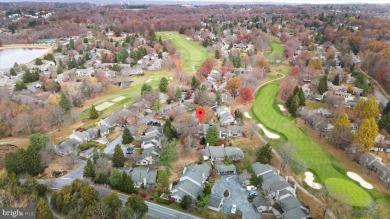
[231,204,237,214]
[246,185,257,191]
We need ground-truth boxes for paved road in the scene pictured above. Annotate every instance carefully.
[61,160,86,179]
[104,135,122,155]
[212,175,260,219]
[35,179,201,219]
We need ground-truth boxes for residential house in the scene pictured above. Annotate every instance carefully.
[170,163,211,202]
[215,164,237,175]
[40,60,55,71]
[208,195,224,212]
[200,145,244,161]
[159,92,169,104]
[141,128,163,149]
[105,70,116,78]
[129,167,157,188]
[76,67,95,77]
[198,124,243,138]
[99,113,119,129]
[55,138,79,156]
[253,196,272,213]
[69,128,98,143]
[238,170,251,187]
[279,193,309,219]
[79,147,95,159]
[358,152,390,184]
[135,147,160,166]
[215,106,235,125]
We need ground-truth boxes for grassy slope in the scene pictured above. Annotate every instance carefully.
[158,31,211,74]
[252,82,371,207]
[265,38,285,61]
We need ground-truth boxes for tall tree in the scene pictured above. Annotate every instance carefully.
[333,74,340,85]
[89,105,98,119]
[383,101,390,115]
[163,119,178,141]
[174,88,182,101]
[226,77,242,97]
[215,49,221,59]
[122,128,134,144]
[113,144,125,167]
[206,125,219,145]
[379,113,390,133]
[336,113,351,127]
[59,93,71,112]
[355,97,380,119]
[25,146,43,176]
[36,198,53,219]
[191,76,200,90]
[29,134,49,151]
[256,144,273,164]
[159,77,169,93]
[239,86,254,104]
[354,117,379,151]
[160,139,178,166]
[125,194,148,219]
[216,91,222,105]
[318,75,328,95]
[180,195,192,210]
[83,159,95,178]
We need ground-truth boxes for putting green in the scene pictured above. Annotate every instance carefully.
[158,31,211,74]
[325,178,372,207]
[252,81,372,206]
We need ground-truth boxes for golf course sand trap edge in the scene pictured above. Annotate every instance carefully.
[347,172,373,189]
[95,102,114,111]
[304,172,323,190]
[244,112,252,119]
[257,124,280,139]
[112,96,126,102]
[278,104,287,112]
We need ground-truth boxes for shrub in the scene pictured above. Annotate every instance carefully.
[156,197,170,205]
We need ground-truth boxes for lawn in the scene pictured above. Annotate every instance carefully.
[158,31,211,74]
[251,82,372,207]
[265,39,285,62]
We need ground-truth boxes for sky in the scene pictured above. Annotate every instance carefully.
[1,0,390,4]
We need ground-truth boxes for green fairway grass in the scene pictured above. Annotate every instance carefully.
[265,39,285,62]
[158,31,211,74]
[251,82,372,207]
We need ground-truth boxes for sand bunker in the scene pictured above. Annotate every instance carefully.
[257,124,280,139]
[186,37,191,40]
[278,104,287,112]
[112,96,126,102]
[95,102,114,111]
[304,172,323,190]
[145,79,153,83]
[347,172,373,189]
[244,112,252,119]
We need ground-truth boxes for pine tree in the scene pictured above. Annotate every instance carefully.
[383,101,390,115]
[25,146,43,176]
[36,198,53,219]
[215,50,221,59]
[318,75,328,95]
[83,159,95,178]
[89,105,98,119]
[216,91,222,105]
[122,128,134,144]
[59,93,71,112]
[163,119,178,141]
[175,88,182,101]
[113,144,125,167]
[180,195,192,210]
[255,144,273,164]
[159,77,168,93]
[333,74,340,85]
[379,113,390,133]
[206,125,219,145]
[191,76,199,89]
[298,88,305,106]
[290,95,300,117]
[153,99,161,111]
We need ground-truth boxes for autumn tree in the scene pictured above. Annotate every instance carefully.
[354,117,379,151]
[330,113,352,145]
[36,198,53,219]
[226,77,242,97]
[122,128,134,144]
[113,144,125,167]
[239,86,254,104]
[355,97,379,119]
[89,105,98,119]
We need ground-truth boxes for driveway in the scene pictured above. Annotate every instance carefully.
[212,175,260,219]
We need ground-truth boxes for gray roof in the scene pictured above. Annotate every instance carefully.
[279,195,304,212]
[252,162,277,177]
[201,146,243,160]
[130,167,157,184]
[253,196,269,208]
[215,164,236,173]
[358,152,381,166]
[174,180,203,199]
[238,171,251,183]
[282,207,308,219]
[208,195,223,208]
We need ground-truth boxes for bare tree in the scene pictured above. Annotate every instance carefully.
[91,201,111,219]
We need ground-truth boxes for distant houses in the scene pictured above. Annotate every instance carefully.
[200,145,244,162]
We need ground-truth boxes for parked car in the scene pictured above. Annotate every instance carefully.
[248,191,258,197]
[231,204,237,214]
[246,185,257,191]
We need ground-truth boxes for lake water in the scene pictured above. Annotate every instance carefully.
[0,48,49,70]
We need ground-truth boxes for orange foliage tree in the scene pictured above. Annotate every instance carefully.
[239,86,254,104]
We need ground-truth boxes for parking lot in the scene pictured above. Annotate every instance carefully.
[212,175,261,219]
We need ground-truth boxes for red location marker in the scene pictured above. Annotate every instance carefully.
[196,107,206,123]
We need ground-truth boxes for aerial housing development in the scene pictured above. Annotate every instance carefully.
[0,1,390,219]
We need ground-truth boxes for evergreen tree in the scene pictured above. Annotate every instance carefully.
[126,194,148,218]
[141,83,152,93]
[14,81,27,91]
[10,68,16,76]
[379,113,390,133]
[36,198,53,219]
[59,93,71,112]
[174,88,182,101]
[298,88,305,106]
[163,119,178,141]
[25,146,43,176]
[180,195,192,210]
[215,49,221,59]
[113,144,125,167]
[333,74,340,85]
[29,133,49,151]
[191,76,200,90]
[159,77,169,92]
[216,91,222,105]
[83,159,95,178]
[318,75,328,95]
[89,105,98,119]
[255,144,273,164]
[289,95,300,117]
[383,101,390,115]
[153,99,161,111]
[206,125,219,145]
[122,128,134,144]
[122,171,135,193]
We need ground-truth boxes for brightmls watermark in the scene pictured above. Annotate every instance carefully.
[0,208,35,218]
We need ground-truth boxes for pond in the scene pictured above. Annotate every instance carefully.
[0,48,49,70]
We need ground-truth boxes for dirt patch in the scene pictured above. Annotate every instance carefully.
[0,144,19,169]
